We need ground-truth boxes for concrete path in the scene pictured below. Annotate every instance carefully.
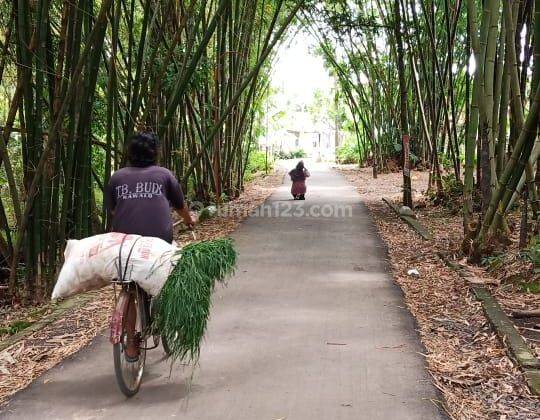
[0,163,445,420]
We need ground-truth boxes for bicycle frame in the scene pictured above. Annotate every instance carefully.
[109,230,193,395]
[110,281,160,350]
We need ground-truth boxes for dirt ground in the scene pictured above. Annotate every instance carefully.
[337,164,540,420]
[0,169,285,407]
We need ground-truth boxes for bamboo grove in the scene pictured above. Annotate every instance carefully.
[2,0,540,301]
[305,0,540,258]
[0,0,303,300]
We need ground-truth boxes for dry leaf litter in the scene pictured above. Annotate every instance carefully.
[337,165,540,420]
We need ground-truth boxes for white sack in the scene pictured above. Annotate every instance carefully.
[52,232,181,300]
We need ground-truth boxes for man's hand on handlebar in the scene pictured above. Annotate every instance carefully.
[176,203,196,230]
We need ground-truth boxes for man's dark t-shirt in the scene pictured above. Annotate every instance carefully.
[106,165,184,243]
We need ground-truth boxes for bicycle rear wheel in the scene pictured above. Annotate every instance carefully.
[113,287,147,397]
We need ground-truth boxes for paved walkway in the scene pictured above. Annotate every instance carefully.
[0,163,445,420]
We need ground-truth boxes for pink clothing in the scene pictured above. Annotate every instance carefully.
[290,168,310,195]
[291,180,307,195]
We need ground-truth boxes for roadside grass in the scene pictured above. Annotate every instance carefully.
[519,280,540,294]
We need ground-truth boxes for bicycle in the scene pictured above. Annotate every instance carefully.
[109,227,195,397]
[109,235,171,397]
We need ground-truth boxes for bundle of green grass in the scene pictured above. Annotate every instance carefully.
[152,238,237,362]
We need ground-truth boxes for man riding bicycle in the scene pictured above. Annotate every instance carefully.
[106,131,195,360]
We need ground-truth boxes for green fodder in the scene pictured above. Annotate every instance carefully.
[152,238,237,363]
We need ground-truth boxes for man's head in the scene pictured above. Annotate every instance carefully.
[128,132,158,167]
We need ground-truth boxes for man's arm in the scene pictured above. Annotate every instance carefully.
[167,170,195,229]
[176,203,195,229]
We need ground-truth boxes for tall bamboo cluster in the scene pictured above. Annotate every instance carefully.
[2,0,540,300]
[0,0,302,301]
[307,0,540,257]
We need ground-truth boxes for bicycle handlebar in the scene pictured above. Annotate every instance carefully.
[172,220,197,240]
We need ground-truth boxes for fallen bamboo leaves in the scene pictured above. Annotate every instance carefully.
[338,165,540,420]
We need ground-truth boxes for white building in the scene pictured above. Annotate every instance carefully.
[263,107,342,162]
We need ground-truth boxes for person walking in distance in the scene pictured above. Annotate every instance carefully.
[289,160,310,200]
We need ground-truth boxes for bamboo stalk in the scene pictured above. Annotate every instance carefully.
[8,0,115,293]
